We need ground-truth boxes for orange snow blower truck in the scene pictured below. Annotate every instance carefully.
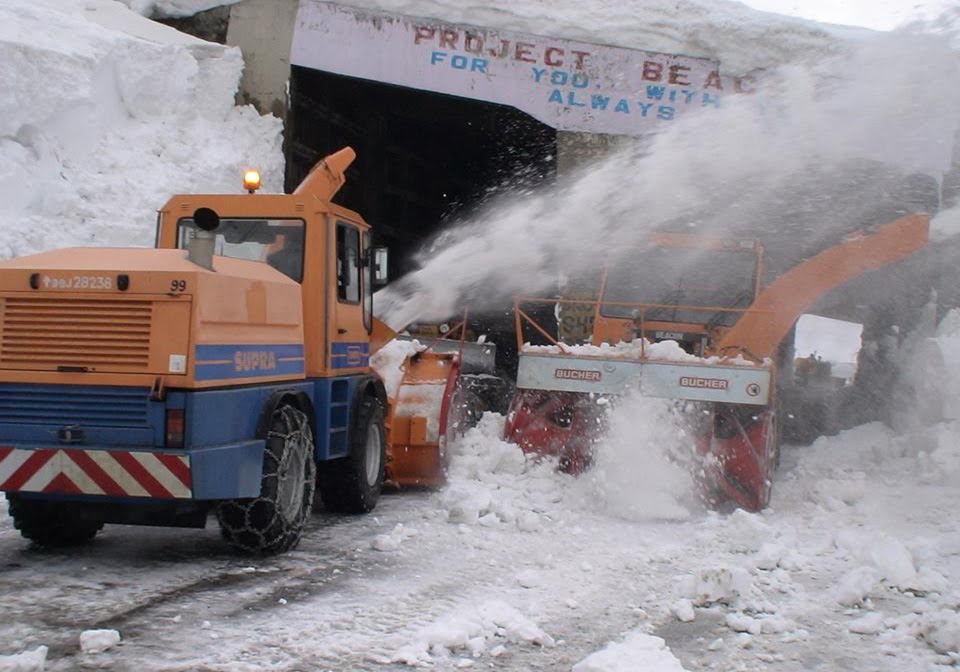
[0,148,467,553]
[504,215,929,511]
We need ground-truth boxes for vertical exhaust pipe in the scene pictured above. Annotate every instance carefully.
[187,207,220,271]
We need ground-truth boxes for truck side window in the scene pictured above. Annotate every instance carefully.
[337,223,360,303]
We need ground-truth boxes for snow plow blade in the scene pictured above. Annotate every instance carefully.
[385,351,462,488]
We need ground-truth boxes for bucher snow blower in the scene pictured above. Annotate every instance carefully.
[504,216,930,511]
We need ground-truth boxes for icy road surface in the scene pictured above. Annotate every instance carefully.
[2,406,959,671]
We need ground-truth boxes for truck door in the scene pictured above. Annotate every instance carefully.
[330,219,370,372]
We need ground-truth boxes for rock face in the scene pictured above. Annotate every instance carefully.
[157,5,230,44]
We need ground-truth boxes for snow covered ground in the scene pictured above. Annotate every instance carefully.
[1,1,960,671]
[2,395,959,671]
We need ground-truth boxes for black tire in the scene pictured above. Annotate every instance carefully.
[317,396,385,513]
[217,404,316,554]
[7,495,103,547]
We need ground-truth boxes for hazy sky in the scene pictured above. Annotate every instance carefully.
[739,0,955,30]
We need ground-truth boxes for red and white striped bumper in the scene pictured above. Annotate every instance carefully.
[0,447,192,499]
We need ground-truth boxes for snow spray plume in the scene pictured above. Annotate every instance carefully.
[376,29,960,330]
[570,393,694,521]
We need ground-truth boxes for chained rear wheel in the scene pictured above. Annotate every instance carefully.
[217,404,316,554]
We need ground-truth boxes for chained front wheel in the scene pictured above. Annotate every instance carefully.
[217,404,316,554]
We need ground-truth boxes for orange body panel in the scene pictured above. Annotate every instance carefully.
[0,248,304,388]
[156,195,372,380]
[384,351,459,488]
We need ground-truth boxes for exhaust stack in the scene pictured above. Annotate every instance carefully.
[187,207,221,271]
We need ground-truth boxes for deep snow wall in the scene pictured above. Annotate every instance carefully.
[0,0,283,259]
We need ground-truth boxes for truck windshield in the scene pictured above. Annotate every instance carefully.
[178,218,306,282]
[601,244,758,327]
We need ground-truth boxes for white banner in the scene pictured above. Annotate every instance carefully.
[291,1,756,135]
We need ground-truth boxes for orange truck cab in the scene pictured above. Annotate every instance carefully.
[0,148,401,554]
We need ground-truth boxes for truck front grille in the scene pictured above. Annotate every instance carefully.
[0,298,152,372]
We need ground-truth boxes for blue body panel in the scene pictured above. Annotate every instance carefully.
[0,374,370,502]
[330,341,371,369]
[0,384,163,446]
[194,344,306,381]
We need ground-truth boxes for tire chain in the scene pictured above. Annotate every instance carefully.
[218,406,316,554]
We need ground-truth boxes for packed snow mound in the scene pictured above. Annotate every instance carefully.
[0,0,282,259]
[523,338,757,365]
[337,0,848,74]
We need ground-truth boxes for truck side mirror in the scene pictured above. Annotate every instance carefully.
[372,247,389,287]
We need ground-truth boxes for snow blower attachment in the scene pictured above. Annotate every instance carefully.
[373,313,495,488]
[505,215,930,511]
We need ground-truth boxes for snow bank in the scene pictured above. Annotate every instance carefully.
[0,0,282,259]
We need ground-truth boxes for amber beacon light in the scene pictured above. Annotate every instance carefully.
[243,169,262,193]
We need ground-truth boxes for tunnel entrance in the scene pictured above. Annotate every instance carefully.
[286,65,557,278]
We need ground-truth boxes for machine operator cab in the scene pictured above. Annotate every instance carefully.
[155,155,391,379]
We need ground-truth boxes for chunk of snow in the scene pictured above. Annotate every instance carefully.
[721,509,770,553]
[371,523,417,551]
[849,612,886,635]
[79,629,121,654]
[573,631,688,672]
[370,338,427,400]
[515,569,542,589]
[515,511,543,532]
[681,567,752,606]
[754,542,784,570]
[864,536,918,590]
[918,609,960,655]
[671,599,696,623]
[390,600,553,665]
[835,567,880,606]
[0,646,47,672]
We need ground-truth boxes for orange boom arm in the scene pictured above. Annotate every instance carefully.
[716,214,930,361]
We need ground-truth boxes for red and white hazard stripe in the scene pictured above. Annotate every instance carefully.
[0,446,191,499]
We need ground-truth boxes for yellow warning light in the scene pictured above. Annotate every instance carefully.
[243,170,261,193]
